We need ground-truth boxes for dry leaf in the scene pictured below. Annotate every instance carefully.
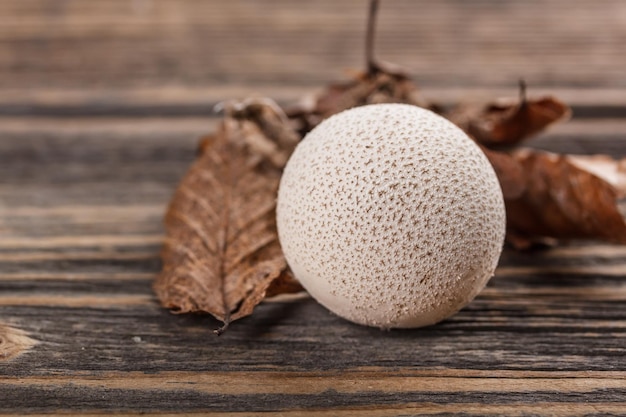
[480,147,526,200]
[484,148,626,249]
[216,97,301,169]
[286,64,433,136]
[446,81,571,148]
[566,153,626,197]
[285,0,434,134]
[154,99,302,334]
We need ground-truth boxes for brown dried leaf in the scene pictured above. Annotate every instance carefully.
[285,0,435,134]
[286,66,433,136]
[480,147,526,200]
[567,153,626,197]
[447,81,571,148]
[154,99,303,334]
[484,148,626,249]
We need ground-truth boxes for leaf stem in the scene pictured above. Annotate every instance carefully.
[519,79,528,105]
[365,0,380,74]
[214,320,230,336]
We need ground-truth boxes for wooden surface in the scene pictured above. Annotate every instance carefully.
[1,1,625,415]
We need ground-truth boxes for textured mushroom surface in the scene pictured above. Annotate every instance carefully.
[277,104,506,329]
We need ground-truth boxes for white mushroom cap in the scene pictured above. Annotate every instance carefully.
[277,104,505,329]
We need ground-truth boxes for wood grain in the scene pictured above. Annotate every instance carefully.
[1,113,625,415]
[0,0,625,89]
[0,324,37,361]
[1,1,625,415]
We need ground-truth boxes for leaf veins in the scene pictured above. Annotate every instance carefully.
[154,99,302,334]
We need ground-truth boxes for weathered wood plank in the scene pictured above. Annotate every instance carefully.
[0,1,625,411]
[3,406,626,417]
[0,296,624,376]
[0,0,625,89]
[1,370,625,414]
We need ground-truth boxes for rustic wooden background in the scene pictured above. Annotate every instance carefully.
[1,0,625,415]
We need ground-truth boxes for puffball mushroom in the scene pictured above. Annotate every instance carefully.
[277,104,505,329]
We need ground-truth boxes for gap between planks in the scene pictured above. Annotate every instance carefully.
[0,87,625,118]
